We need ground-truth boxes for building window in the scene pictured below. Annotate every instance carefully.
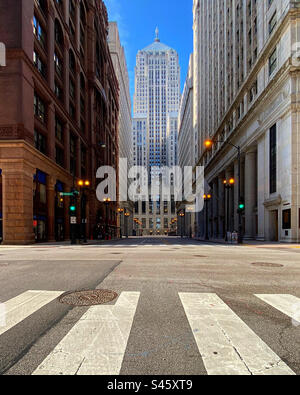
[34,130,46,154]
[269,124,277,194]
[55,146,64,167]
[282,209,291,230]
[55,117,63,141]
[54,52,63,78]
[70,134,76,176]
[269,12,277,36]
[269,48,277,76]
[34,93,46,123]
[55,19,64,48]
[33,15,46,49]
[33,50,47,78]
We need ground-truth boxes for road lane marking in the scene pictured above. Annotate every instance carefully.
[32,291,140,375]
[179,293,295,375]
[255,294,300,324]
[0,291,64,336]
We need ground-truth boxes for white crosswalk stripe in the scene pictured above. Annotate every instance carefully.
[179,293,295,375]
[0,291,64,336]
[32,292,140,375]
[255,294,300,325]
[1,290,298,375]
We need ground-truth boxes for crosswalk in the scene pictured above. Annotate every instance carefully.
[0,290,299,375]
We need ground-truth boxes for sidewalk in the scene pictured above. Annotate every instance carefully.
[194,237,300,248]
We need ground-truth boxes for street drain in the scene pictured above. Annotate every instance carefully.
[194,255,208,258]
[251,262,284,268]
[58,289,118,306]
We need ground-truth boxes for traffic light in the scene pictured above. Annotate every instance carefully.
[238,198,245,214]
[69,203,76,214]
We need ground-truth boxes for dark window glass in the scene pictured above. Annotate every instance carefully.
[282,209,291,230]
[34,130,46,154]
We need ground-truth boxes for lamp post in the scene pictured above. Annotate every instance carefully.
[204,139,243,244]
[117,208,124,238]
[78,180,90,243]
[124,212,130,238]
[203,194,212,240]
[103,198,111,240]
[223,178,235,242]
[179,212,185,238]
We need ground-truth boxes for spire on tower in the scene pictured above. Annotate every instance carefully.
[155,27,160,42]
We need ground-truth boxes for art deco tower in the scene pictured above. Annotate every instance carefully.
[132,28,181,235]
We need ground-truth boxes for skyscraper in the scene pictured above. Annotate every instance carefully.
[193,0,300,243]
[132,29,180,235]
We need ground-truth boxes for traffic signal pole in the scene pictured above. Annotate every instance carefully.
[237,147,244,244]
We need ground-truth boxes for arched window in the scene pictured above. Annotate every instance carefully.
[54,19,64,48]
[80,2,86,56]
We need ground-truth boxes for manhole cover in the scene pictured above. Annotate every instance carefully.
[251,262,284,268]
[58,289,118,306]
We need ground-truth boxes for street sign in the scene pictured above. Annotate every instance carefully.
[70,217,77,224]
[61,192,74,197]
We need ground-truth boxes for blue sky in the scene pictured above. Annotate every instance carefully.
[104,0,193,106]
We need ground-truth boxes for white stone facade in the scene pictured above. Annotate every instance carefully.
[193,0,300,242]
[178,55,195,237]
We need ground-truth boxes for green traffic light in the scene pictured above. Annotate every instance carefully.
[239,204,245,209]
[70,205,76,212]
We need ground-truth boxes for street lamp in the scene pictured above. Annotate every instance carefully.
[203,194,212,240]
[117,208,124,239]
[77,180,90,243]
[204,138,243,244]
[103,198,111,240]
[223,178,235,242]
[124,212,130,238]
[179,212,185,238]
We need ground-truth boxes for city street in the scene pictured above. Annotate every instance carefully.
[0,237,299,375]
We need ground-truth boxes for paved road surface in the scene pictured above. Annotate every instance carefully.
[0,237,299,375]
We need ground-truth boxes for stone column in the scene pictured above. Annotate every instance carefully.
[244,151,256,239]
[2,163,35,244]
[257,137,266,240]
[47,175,56,242]
[225,169,233,233]
[64,123,71,172]
[218,175,225,238]
[212,179,218,238]
[234,160,239,231]
[47,103,56,161]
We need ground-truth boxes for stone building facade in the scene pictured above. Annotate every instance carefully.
[193,0,300,242]
[178,55,195,237]
[0,0,119,244]
[108,21,134,237]
[132,29,180,235]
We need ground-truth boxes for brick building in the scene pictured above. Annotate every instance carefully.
[0,0,119,244]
